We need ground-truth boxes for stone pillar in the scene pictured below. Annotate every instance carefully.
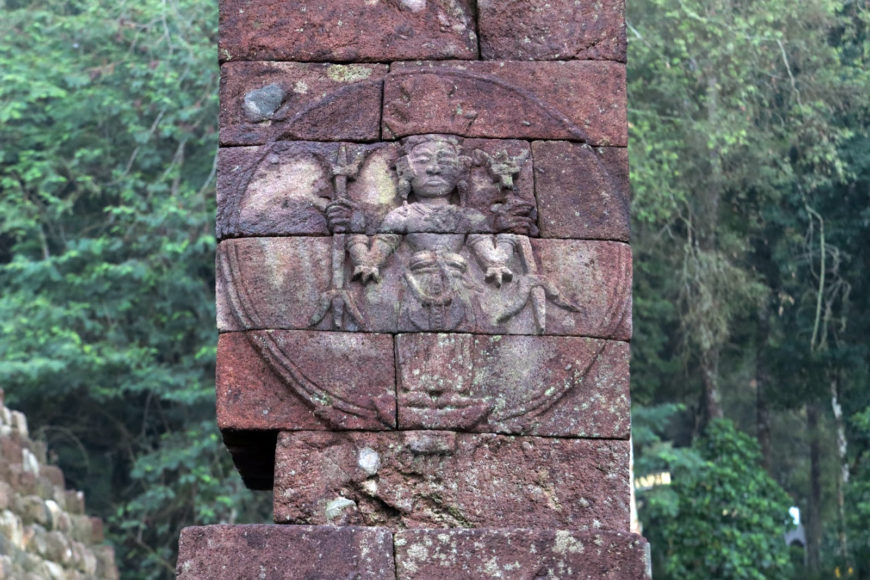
[179,1,649,577]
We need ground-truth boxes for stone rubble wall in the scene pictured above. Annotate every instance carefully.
[0,390,118,580]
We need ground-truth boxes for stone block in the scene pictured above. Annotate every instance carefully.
[478,0,626,62]
[533,142,630,241]
[274,431,631,530]
[220,62,387,145]
[14,496,49,527]
[65,490,84,515]
[396,334,629,437]
[217,139,536,240]
[395,528,650,579]
[177,524,395,579]
[218,236,631,339]
[216,237,331,332]
[90,517,104,543]
[40,465,64,489]
[217,330,397,432]
[383,61,626,145]
[219,0,477,63]
[0,436,22,464]
[530,239,632,339]
[69,514,95,544]
[93,545,119,580]
[0,482,10,511]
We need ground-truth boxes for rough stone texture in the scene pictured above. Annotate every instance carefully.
[396,334,629,437]
[216,139,536,240]
[383,61,627,145]
[220,62,387,145]
[533,141,630,241]
[217,330,397,432]
[218,237,631,339]
[395,528,651,579]
[216,237,331,332]
[274,431,630,530]
[0,391,118,580]
[478,0,627,62]
[530,239,632,340]
[219,0,478,63]
[177,525,396,579]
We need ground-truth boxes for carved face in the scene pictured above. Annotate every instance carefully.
[406,140,463,198]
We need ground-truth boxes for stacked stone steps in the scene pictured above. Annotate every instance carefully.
[0,390,118,579]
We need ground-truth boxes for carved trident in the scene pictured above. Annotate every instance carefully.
[474,149,548,333]
[309,144,365,329]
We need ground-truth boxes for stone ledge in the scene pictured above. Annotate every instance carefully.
[176,525,650,579]
[177,524,395,579]
[395,528,650,580]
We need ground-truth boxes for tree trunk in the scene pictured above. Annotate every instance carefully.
[830,374,850,567]
[756,373,772,472]
[806,402,822,571]
[701,348,724,429]
[756,317,772,471]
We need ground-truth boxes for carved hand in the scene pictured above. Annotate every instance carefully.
[325,199,364,233]
[484,266,514,288]
[494,198,538,236]
[352,265,381,285]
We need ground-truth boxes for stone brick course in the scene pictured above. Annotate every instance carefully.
[218,0,478,63]
[216,237,631,338]
[177,525,396,579]
[383,61,627,144]
[273,431,631,531]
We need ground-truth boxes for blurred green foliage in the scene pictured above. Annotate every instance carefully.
[0,0,269,577]
[629,0,870,576]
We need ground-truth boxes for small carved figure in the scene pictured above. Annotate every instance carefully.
[321,135,535,332]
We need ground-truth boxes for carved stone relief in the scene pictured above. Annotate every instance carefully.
[218,135,633,337]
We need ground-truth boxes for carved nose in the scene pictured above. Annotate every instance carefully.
[426,164,441,175]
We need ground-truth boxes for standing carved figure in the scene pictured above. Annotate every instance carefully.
[313,134,579,334]
[324,135,534,331]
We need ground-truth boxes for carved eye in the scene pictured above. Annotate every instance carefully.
[411,153,433,164]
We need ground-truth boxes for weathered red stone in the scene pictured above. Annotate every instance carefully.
[220,62,387,145]
[216,139,536,240]
[217,237,631,339]
[217,330,397,431]
[395,528,650,579]
[219,0,477,63]
[478,0,627,62]
[383,61,627,145]
[177,525,396,579]
[531,239,632,340]
[274,431,631,530]
[216,237,332,332]
[396,334,630,437]
[533,141,630,241]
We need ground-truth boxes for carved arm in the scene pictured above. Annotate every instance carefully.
[467,234,518,287]
[346,234,401,284]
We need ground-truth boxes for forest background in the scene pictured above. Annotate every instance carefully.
[0,0,868,578]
